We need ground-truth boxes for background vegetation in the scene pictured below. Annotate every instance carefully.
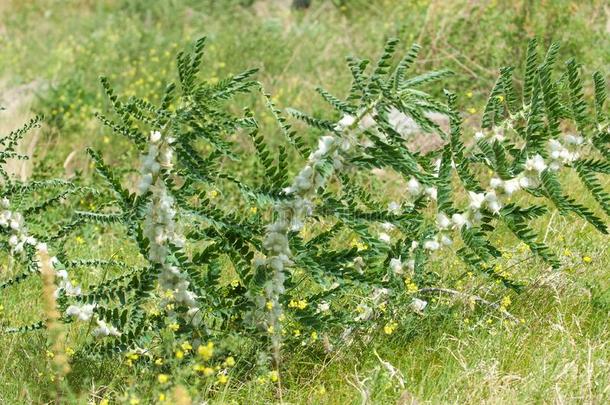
[0,0,609,403]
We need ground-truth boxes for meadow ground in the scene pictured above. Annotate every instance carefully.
[0,0,609,403]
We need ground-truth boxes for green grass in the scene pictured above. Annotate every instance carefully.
[1,0,609,403]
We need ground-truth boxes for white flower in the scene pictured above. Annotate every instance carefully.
[93,319,121,337]
[389,258,403,275]
[451,213,469,229]
[335,114,355,130]
[503,178,521,196]
[66,304,96,321]
[525,154,547,174]
[490,177,504,189]
[423,239,440,251]
[474,131,485,140]
[0,198,9,209]
[425,187,437,200]
[564,134,583,145]
[436,212,451,230]
[411,298,428,312]
[440,235,453,246]
[388,201,401,214]
[317,301,330,313]
[379,232,391,243]
[468,191,485,210]
[150,130,162,143]
[381,222,395,231]
[485,191,502,214]
[407,177,421,195]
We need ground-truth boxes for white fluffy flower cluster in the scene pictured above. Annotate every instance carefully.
[139,131,198,314]
[419,131,586,256]
[1,197,36,254]
[338,107,443,141]
[64,302,121,336]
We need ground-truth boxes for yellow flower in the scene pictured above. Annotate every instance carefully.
[249,206,258,215]
[311,331,318,341]
[500,295,511,309]
[217,374,229,384]
[583,256,592,263]
[225,356,235,367]
[157,374,169,384]
[100,400,109,405]
[496,95,505,102]
[266,301,274,310]
[383,321,398,335]
[175,350,184,360]
[316,385,327,395]
[66,347,75,357]
[210,190,219,198]
[230,279,240,288]
[168,322,179,332]
[197,342,214,361]
[269,370,279,382]
[203,367,215,377]
[181,341,193,352]
[46,350,55,359]
[466,91,473,98]
[155,358,164,366]
[158,393,166,402]
[129,397,140,405]
[467,107,477,114]
[288,299,308,309]
[293,329,301,337]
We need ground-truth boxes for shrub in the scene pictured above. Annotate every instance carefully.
[1,37,608,399]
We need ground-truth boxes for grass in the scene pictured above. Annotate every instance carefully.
[0,0,609,403]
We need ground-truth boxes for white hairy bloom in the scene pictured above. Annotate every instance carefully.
[436,212,451,230]
[66,304,96,321]
[389,258,403,275]
[503,178,521,196]
[440,235,453,246]
[425,187,437,200]
[451,213,469,229]
[468,191,485,210]
[388,201,401,214]
[490,177,504,189]
[525,154,547,174]
[407,177,422,195]
[379,232,391,244]
[92,319,121,337]
[423,239,440,251]
[150,130,162,143]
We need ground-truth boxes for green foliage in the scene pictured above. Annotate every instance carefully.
[1,35,609,401]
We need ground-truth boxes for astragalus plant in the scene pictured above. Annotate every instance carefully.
[1,37,609,398]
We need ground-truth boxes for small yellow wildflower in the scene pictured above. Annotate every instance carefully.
[168,322,179,332]
[293,329,301,337]
[129,397,140,405]
[316,385,327,395]
[269,370,279,382]
[500,295,511,309]
[203,367,215,377]
[466,91,473,98]
[158,393,166,402]
[155,358,164,366]
[66,347,75,357]
[197,342,214,360]
[467,107,477,114]
[217,374,229,384]
[181,341,193,352]
[288,299,308,309]
[496,95,505,102]
[46,350,55,359]
[225,356,235,367]
[158,374,169,384]
[311,331,318,341]
[175,350,184,360]
[230,279,240,288]
[583,256,592,263]
[266,301,274,310]
[210,190,219,198]
[249,206,258,215]
[100,399,109,405]
[383,321,398,335]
